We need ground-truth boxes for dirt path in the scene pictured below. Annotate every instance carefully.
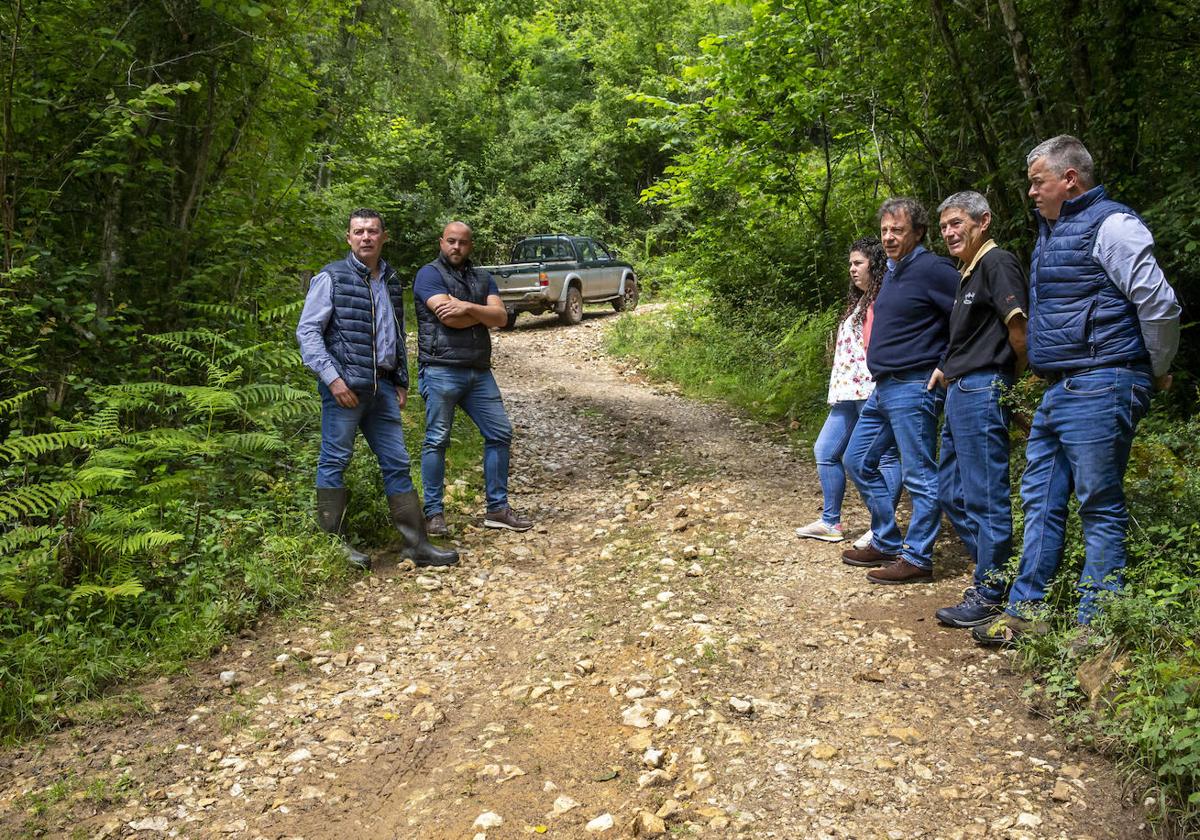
[1,309,1147,840]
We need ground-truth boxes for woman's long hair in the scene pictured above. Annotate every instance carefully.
[840,236,887,330]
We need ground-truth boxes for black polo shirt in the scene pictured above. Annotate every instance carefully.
[941,242,1028,381]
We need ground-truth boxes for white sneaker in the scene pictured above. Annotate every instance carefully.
[794,519,845,542]
[852,529,874,551]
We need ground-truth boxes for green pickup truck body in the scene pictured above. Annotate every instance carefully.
[482,234,639,327]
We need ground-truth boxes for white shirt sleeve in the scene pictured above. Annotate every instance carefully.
[1093,213,1182,377]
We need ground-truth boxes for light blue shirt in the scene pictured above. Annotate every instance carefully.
[296,255,401,387]
[1093,214,1181,376]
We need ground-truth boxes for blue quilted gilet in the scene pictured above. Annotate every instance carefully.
[1027,186,1148,373]
[320,254,408,391]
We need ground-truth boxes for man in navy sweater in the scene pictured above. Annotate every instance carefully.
[843,198,963,583]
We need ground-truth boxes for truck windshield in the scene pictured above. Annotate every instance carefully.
[513,239,574,263]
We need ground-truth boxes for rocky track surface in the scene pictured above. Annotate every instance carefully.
[0,309,1147,839]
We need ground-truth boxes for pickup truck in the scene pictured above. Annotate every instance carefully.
[481,235,639,328]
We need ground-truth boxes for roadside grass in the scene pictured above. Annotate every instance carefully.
[605,302,1200,837]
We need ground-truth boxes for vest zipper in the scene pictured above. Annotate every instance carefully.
[366,272,378,396]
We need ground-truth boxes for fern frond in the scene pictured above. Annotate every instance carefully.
[218,431,287,454]
[181,302,258,324]
[0,430,95,463]
[145,333,212,366]
[0,481,87,521]
[217,342,272,368]
[0,524,60,553]
[68,579,145,601]
[0,387,45,416]
[235,383,312,408]
[133,474,196,499]
[85,529,183,556]
[258,300,304,323]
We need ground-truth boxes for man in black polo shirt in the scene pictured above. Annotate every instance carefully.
[928,191,1028,627]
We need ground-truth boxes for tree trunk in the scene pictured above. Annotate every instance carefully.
[995,0,1047,138]
[1,0,21,273]
[926,0,1012,219]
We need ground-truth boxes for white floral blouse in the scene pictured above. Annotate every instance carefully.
[827,305,876,404]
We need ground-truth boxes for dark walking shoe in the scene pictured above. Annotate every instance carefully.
[388,492,459,567]
[315,487,371,571]
[484,506,533,532]
[936,587,1003,628]
[866,557,934,585]
[841,544,898,568]
[425,513,449,537]
[971,614,1050,648]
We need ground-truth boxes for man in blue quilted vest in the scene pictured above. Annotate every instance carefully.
[296,209,458,570]
[974,136,1180,646]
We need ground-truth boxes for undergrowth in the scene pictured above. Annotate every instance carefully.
[0,304,484,740]
[608,304,1200,837]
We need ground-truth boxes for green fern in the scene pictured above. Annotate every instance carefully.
[84,529,183,556]
[68,579,145,602]
[0,430,95,463]
[0,388,45,416]
[0,524,59,553]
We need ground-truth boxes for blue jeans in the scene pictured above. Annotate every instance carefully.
[814,400,901,525]
[938,370,1014,602]
[418,365,514,517]
[846,371,944,569]
[1008,366,1152,623]
[316,381,414,495]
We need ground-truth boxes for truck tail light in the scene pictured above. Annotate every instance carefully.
[539,272,549,287]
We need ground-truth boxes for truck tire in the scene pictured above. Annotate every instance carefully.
[612,276,639,312]
[559,286,583,325]
[502,309,519,330]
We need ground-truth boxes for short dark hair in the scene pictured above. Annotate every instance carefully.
[876,197,929,236]
[348,208,384,229]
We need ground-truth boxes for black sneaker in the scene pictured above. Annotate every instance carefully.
[484,507,533,532]
[935,587,1003,628]
[425,513,448,537]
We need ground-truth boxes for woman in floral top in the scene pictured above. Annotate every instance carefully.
[796,238,901,543]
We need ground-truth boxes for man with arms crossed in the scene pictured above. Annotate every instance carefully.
[929,191,1028,628]
[296,209,458,570]
[413,221,532,535]
[975,135,1181,645]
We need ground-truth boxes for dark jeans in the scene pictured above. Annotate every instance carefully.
[845,371,944,569]
[1007,366,1152,623]
[418,365,514,517]
[938,369,1014,602]
[316,382,414,495]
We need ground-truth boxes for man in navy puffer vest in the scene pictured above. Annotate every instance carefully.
[975,136,1180,646]
[296,209,457,570]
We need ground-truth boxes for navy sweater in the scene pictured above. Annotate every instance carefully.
[866,247,960,377]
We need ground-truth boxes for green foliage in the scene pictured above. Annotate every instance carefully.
[606,302,835,433]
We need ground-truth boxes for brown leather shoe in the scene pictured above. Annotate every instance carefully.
[866,557,934,585]
[425,513,448,537]
[841,545,898,568]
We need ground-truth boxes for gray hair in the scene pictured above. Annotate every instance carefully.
[876,197,929,236]
[937,190,991,221]
[1026,135,1096,188]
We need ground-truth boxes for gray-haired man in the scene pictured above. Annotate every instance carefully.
[975,135,1181,645]
[927,191,1029,628]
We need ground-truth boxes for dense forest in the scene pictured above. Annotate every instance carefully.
[2,0,1198,831]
